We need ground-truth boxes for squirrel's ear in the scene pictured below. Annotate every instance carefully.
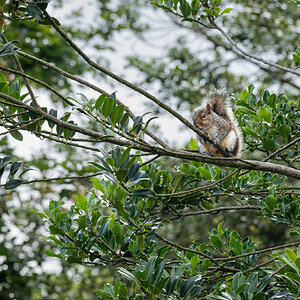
[193,108,196,112]
[205,103,211,113]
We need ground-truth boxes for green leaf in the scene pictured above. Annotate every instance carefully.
[132,189,155,198]
[29,209,46,219]
[232,272,244,292]
[9,80,20,95]
[49,225,65,236]
[152,261,165,285]
[9,161,22,176]
[180,1,191,17]
[10,130,23,141]
[0,42,19,58]
[166,276,179,296]
[278,124,291,138]
[258,107,272,123]
[132,115,143,134]
[4,179,22,190]
[75,193,88,211]
[199,167,212,180]
[221,7,233,15]
[0,72,7,83]
[27,4,44,21]
[190,255,200,271]
[262,138,276,151]
[189,137,198,150]
[110,105,125,126]
[295,258,300,270]
[128,161,140,180]
[111,147,121,168]
[172,173,186,192]
[90,177,105,193]
[101,97,114,118]
[119,147,131,167]
[48,108,57,129]
[230,236,242,255]
[256,275,272,292]
[265,196,277,211]
[285,272,300,282]
[236,282,248,295]
[67,256,82,264]
[145,256,157,280]
[238,107,257,117]
[115,169,128,182]
[245,272,258,293]
[209,235,223,249]
[95,94,107,110]
[117,267,136,282]
[45,249,62,259]
[242,126,259,140]
[120,112,130,130]
[286,249,297,264]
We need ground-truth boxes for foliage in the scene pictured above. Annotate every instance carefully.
[0,0,299,299]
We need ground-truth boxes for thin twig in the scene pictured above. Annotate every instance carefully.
[215,241,300,261]
[158,169,241,198]
[169,205,261,220]
[211,22,300,76]
[263,137,300,162]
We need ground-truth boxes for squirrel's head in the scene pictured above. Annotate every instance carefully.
[192,104,212,128]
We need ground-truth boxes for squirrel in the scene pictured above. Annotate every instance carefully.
[192,93,242,157]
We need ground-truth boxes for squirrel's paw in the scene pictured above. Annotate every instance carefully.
[224,146,233,153]
[212,138,220,145]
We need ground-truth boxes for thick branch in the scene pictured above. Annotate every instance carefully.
[1,92,300,179]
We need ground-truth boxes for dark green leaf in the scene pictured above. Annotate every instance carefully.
[9,161,21,176]
[117,267,136,282]
[152,261,165,285]
[4,179,22,190]
[132,189,155,198]
[27,4,44,21]
[0,42,19,58]
[180,1,191,17]
[262,138,276,151]
[110,105,124,126]
[67,256,82,264]
[10,130,23,141]
[145,256,156,280]
[166,276,179,296]
[101,97,114,118]
[232,272,244,292]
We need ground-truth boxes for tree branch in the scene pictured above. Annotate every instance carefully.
[169,205,261,220]
[211,21,300,77]
[1,92,300,179]
[215,240,300,261]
